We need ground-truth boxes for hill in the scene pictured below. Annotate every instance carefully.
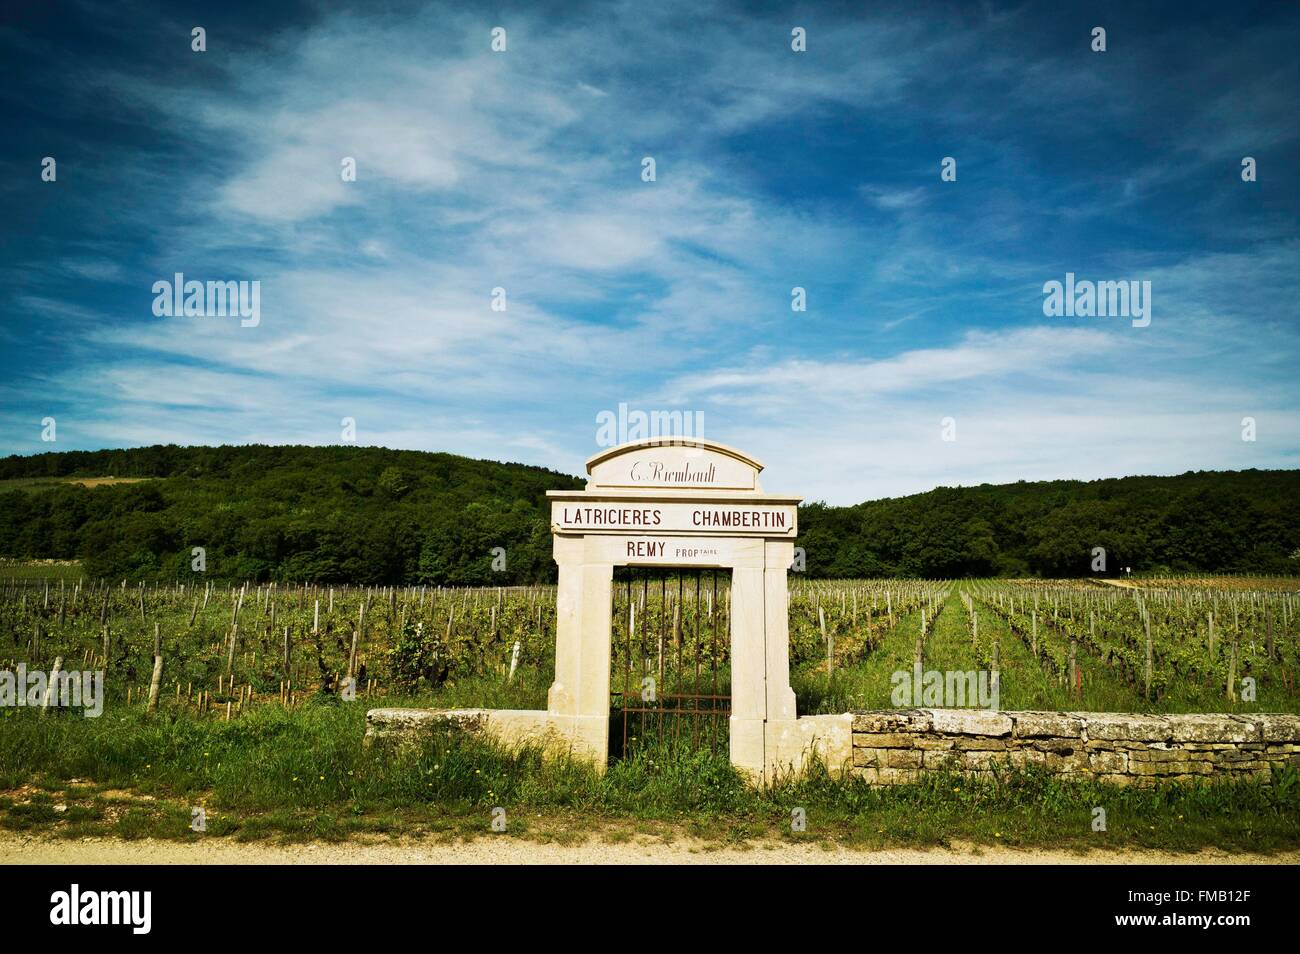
[799,470,1300,578]
[0,445,583,583]
[0,445,1296,581]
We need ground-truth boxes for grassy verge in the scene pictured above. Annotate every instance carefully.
[1,702,1296,851]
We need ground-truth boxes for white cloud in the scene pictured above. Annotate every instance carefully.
[6,1,1298,506]
[668,327,1121,406]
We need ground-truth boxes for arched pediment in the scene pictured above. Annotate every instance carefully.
[585,438,764,492]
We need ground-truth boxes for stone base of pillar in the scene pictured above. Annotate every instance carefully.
[730,714,855,784]
[729,716,767,781]
[365,707,609,771]
[767,714,854,781]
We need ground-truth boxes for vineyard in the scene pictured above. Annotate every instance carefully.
[1,573,1297,719]
[806,578,1300,713]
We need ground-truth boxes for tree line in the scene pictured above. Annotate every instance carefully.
[0,445,1296,581]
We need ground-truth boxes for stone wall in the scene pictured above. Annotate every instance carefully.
[851,710,1300,785]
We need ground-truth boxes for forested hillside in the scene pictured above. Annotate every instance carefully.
[0,445,1296,581]
[798,470,1300,578]
[0,445,583,583]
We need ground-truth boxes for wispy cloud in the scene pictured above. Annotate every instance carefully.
[2,0,1298,502]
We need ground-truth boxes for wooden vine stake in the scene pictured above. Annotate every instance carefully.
[1143,614,1153,700]
[225,623,238,676]
[508,640,521,683]
[282,626,292,704]
[147,622,164,713]
[41,656,63,716]
[819,606,831,678]
[1227,637,1238,702]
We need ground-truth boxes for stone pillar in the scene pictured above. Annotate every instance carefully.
[762,539,802,780]
[547,535,612,767]
[763,540,797,724]
[728,565,768,780]
[548,536,583,716]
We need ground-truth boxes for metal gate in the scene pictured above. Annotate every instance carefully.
[610,568,731,759]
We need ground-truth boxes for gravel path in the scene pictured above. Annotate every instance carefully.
[4,833,1296,865]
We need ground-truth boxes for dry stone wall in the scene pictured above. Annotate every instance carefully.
[851,710,1300,785]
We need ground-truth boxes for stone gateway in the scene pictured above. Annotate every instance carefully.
[368,437,852,784]
[543,438,850,782]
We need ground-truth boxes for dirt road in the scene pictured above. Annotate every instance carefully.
[3,834,1295,865]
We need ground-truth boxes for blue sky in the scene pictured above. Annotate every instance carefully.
[2,0,1298,504]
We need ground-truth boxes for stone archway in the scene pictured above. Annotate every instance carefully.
[543,438,848,783]
[366,438,851,785]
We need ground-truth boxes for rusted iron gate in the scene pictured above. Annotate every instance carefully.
[610,567,731,759]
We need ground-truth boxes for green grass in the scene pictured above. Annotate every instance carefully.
[0,701,1296,851]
